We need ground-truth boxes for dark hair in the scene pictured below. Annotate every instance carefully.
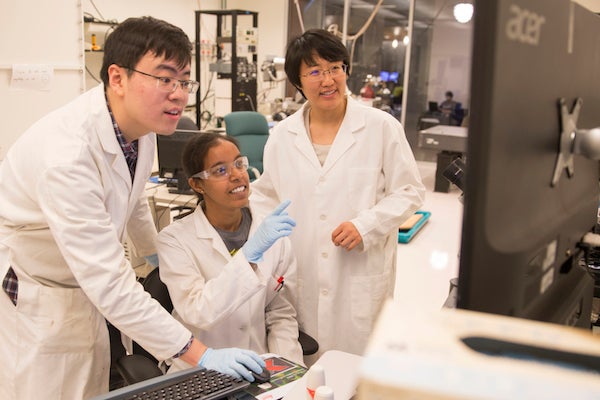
[100,16,192,85]
[284,29,350,97]
[182,132,240,181]
[445,91,454,98]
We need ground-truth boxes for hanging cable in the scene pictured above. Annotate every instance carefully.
[294,0,306,32]
[345,0,384,41]
[88,0,105,21]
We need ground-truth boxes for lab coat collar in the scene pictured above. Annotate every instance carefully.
[91,84,156,192]
[191,202,260,260]
[90,85,134,188]
[288,96,367,174]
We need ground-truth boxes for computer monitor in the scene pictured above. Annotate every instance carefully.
[379,70,390,82]
[428,101,439,113]
[157,129,199,194]
[389,71,399,82]
[457,0,600,328]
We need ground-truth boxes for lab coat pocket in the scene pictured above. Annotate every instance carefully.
[349,272,391,334]
[265,274,284,305]
[348,167,379,211]
[14,281,108,398]
[17,281,98,353]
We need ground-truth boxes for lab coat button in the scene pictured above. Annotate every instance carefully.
[322,289,329,296]
[319,176,325,183]
[319,214,326,220]
[321,252,328,258]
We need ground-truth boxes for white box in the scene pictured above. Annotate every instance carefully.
[357,300,600,399]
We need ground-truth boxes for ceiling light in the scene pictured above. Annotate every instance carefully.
[453,3,474,24]
[392,39,399,49]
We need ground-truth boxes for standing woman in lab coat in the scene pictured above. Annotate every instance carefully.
[251,29,426,362]
[0,17,263,400]
[157,133,304,372]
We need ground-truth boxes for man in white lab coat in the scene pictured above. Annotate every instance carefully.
[0,17,263,399]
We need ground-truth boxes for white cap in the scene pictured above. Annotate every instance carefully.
[314,385,334,400]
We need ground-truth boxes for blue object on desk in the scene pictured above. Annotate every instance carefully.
[398,211,431,243]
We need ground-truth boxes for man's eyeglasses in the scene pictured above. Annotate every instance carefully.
[301,64,348,82]
[191,156,249,180]
[123,67,200,94]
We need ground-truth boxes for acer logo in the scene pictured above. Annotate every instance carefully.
[506,4,546,45]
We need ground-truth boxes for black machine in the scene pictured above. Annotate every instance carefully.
[457,0,600,328]
[195,9,258,123]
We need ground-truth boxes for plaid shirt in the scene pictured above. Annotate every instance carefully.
[2,268,17,305]
[107,100,138,181]
[2,96,139,305]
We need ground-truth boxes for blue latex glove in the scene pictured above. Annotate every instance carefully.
[242,200,296,263]
[198,347,266,382]
[144,253,159,267]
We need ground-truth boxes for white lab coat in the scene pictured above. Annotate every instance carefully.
[0,85,191,399]
[157,203,303,372]
[251,97,425,359]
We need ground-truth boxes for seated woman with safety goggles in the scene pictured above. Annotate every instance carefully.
[157,132,304,376]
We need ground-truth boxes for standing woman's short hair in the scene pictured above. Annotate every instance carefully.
[284,29,350,96]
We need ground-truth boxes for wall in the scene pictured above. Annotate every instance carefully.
[0,0,84,161]
[427,21,473,109]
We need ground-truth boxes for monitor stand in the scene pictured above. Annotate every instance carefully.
[168,171,194,195]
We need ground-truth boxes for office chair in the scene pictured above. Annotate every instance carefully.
[114,267,170,385]
[176,116,200,132]
[114,267,318,386]
[223,111,270,180]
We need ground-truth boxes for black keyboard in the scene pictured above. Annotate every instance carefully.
[90,366,250,400]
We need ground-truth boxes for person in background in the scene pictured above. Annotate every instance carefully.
[439,90,458,125]
[250,28,425,363]
[0,17,263,400]
[157,133,304,373]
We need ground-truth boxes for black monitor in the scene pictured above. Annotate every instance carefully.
[389,71,399,82]
[428,101,439,113]
[457,0,600,328]
[379,70,390,82]
[157,129,199,194]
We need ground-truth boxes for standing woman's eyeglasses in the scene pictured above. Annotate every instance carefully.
[301,64,348,82]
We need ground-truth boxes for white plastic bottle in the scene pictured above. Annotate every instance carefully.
[305,364,326,400]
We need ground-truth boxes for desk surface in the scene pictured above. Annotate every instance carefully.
[394,162,463,311]
[418,125,468,154]
[419,125,468,137]
[146,182,198,208]
[283,351,363,400]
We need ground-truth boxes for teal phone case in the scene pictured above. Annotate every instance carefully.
[398,211,431,243]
